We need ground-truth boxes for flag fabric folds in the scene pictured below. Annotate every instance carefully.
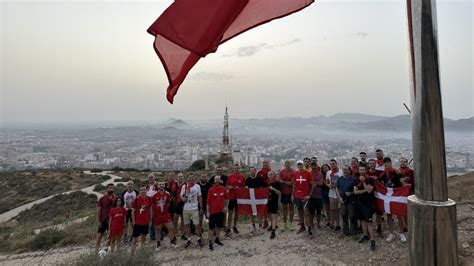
[235,188,269,216]
[374,181,410,218]
[147,0,314,103]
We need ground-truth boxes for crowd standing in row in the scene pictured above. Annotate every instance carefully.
[95,149,415,253]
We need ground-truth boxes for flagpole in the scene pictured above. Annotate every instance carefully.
[406,0,458,265]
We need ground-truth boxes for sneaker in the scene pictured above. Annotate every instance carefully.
[334,226,341,232]
[263,220,269,229]
[403,227,408,233]
[209,243,214,251]
[170,238,177,247]
[215,238,224,246]
[270,230,276,239]
[225,229,231,237]
[399,233,407,243]
[184,240,192,248]
[370,240,376,251]
[386,233,396,242]
[358,235,369,243]
[180,235,188,241]
[154,241,161,251]
[281,223,288,232]
[297,227,306,234]
[197,238,204,248]
[287,223,296,231]
[232,227,240,234]
[308,231,314,239]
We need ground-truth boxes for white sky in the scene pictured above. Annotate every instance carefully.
[1,0,472,124]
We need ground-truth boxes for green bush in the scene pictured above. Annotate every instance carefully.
[74,247,155,266]
[30,228,66,250]
[94,184,106,192]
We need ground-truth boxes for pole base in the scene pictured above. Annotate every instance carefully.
[408,195,458,266]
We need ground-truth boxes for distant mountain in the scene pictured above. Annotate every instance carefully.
[328,113,387,122]
[230,113,473,132]
[158,119,190,129]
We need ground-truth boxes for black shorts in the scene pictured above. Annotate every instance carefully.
[281,194,292,204]
[308,198,323,216]
[322,194,330,205]
[97,219,109,234]
[126,209,133,223]
[355,204,374,222]
[132,224,149,238]
[209,212,225,230]
[294,198,307,210]
[173,201,184,215]
[268,199,279,214]
[228,199,238,211]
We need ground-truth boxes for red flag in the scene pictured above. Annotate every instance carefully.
[147,0,314,103]
[235,187,269,217]
[374,181,411,218]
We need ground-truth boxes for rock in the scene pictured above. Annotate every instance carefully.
[462,243,470,249]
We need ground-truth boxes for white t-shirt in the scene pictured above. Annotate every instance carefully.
[180,183,202,211]
[326,169,344,198]
[146,183,158,198]
[123,190,137,210]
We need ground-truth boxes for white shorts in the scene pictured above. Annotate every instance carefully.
[183,209,199,225]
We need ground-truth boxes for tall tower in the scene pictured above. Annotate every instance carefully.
[222,106,230,155]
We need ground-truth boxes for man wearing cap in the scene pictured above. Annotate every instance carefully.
[292,160,314,235]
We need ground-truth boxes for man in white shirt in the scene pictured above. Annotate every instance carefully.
[325,159,344,231]
[180,172,203,248]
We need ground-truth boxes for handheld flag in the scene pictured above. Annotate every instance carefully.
[235,188,269,216]
[374,181,411,218]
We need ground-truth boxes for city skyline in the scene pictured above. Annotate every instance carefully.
[2,0,472,124]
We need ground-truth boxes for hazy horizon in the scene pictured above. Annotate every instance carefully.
[2,0,473,125]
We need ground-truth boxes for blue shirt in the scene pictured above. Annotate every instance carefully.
[336,175,357,203]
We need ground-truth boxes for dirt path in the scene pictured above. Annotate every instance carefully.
[0,171,126,223]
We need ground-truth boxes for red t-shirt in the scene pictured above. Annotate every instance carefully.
[351,166,360,177]
[367,169,380,179]
[109,207,127,232]
[151,191,171,220]
[279,168,294,195]
[400,167,415,184]
[207,185,228,215]
[97,194,116,222]
[257,167,271,184]
[227,173,245,199]
[165,179,179,199]
[133,195,151,225]
[293,171,314,199]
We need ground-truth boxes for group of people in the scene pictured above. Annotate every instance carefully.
[95,148,415,253]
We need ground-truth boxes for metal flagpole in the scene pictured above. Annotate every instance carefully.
[406,0,458,265]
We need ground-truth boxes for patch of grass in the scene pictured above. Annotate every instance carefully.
[15,191,97,227]
[0,170,108,213]
[30,228,67,250]
[72,247,155,266]
[93,184,105,192]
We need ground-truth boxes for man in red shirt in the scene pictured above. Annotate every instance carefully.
[225,164,246,236]
[206,175,228,251]
[256,160,271,229]
[172,172,186,240]
[375,149,385,174]
[96,183,116,251]
[279,160,295,231]
[131,187,151,253]
[350,157,360,177]
[151,182,177,251]
[399,157,415,192]
[292,160,314,234]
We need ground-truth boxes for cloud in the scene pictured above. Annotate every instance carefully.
[224,38,301,57]
[188,71,234,82]
[355,32,368,38]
